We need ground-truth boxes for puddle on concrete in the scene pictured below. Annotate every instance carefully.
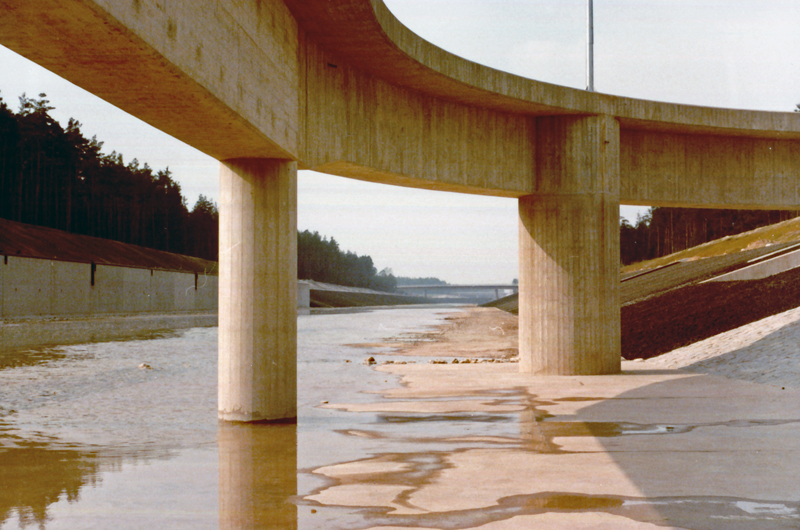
[303,487,800,530]
[302,485,800,530]
[522,417,800,442]
[353,387,717,450]
[304,379,800,529]
[379,413,516,424]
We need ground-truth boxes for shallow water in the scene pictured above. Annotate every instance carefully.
[6,306,796,529]
[0,306,462,530]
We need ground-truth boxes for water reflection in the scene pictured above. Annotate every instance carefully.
[0,347,67,371]
[0,308,457,528]
[0,432,100,528]
[218,421,297,530]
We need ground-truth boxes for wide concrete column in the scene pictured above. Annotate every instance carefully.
[218,159,297,422]
[519,115,620,375]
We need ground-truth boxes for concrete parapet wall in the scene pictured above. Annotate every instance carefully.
[707,249,800,282]
[0,256,218,319]
[297,281,311,309]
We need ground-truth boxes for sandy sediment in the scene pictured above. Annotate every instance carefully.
[353,307,518,360]
[308,306,800,529]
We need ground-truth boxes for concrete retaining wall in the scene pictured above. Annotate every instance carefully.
[0,255,218,318]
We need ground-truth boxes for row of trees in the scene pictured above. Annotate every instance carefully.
[0,93,219,260]
[620,207,799,265]
[395,276,448,286]
[297,230,398,292]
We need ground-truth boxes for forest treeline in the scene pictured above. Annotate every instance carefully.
[395,276,448,286]
[620,207,799,265]
[0,93,219,261]
[298,230,397,292]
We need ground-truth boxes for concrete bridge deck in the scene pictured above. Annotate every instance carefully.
[3,0,800,420]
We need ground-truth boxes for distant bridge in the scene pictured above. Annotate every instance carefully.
[396,284,518,299]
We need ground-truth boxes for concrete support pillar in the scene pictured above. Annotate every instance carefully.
[518,115,620,375]
[218,159,297,422]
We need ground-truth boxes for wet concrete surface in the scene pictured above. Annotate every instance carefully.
[2,306,800,529]
[310,364,800,529]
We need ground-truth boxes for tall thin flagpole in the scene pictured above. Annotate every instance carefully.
[587,0,594,91]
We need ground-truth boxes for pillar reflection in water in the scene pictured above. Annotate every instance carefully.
[218,421,298,530]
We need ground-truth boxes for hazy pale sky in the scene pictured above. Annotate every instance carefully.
[2,1,799,283]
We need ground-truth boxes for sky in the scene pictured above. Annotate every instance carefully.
[1,1,799,284]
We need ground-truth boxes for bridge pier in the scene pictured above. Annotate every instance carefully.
[218,159,298,422]
[518,115,621,375]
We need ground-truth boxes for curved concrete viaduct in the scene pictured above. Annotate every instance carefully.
[3,0,800,421]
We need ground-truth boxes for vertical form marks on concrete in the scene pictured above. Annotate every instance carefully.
[219,159,298,422]
[620,130,800,209]
[519,115,620,375]
[519,194,620,374]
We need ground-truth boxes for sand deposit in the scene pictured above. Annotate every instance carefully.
[352,307,518,360]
